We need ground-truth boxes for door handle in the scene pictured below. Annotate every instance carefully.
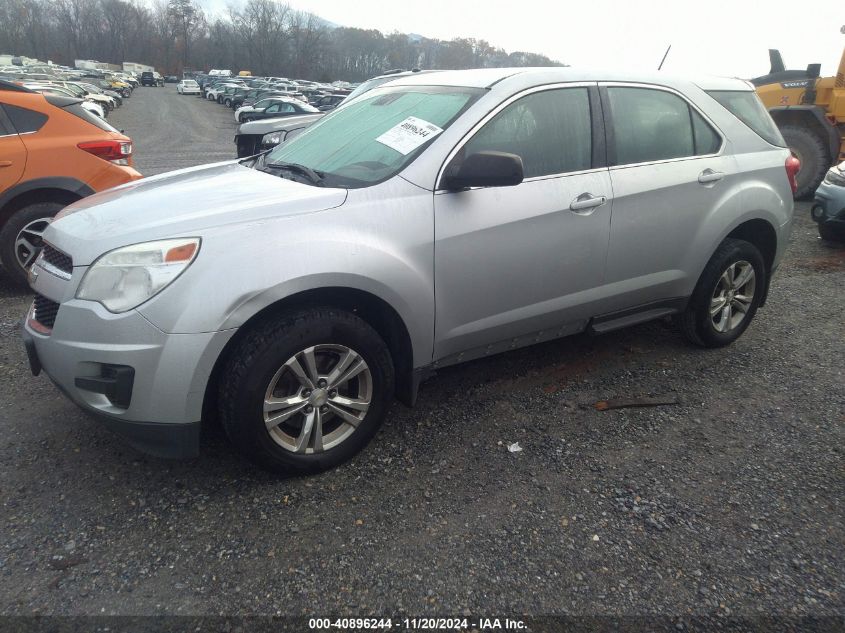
[698,169,724,184]
[0,161,12,168]
[570,193,607,214]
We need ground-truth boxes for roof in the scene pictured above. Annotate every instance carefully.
[0,79,34,93]
[382,67,753,92]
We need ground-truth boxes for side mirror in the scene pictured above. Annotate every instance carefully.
[441,151,524,190]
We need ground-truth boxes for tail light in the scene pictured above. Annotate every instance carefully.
[77,139,133,165]
[785,155,801,194]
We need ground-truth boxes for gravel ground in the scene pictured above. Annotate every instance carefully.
[0,87,842,620]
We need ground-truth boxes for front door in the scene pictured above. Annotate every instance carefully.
[433,85,612,361]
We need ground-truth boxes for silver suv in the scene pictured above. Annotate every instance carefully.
[23,68,796,473]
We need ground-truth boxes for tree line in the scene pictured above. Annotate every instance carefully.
[0,0,564,81]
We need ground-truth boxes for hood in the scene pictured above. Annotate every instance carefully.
[237,113,322,135]
[46,161,347,265]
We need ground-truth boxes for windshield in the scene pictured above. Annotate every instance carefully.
[265,86,480,188]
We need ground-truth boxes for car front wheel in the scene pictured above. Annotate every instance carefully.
[0,201,65,287]
[219,308,395,474]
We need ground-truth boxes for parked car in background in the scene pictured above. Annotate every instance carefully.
[811,161,845,241]
[21,84,107,119]
[78,82,122,107]
[234,113,321,156]
[235,97,319,123]
[232,70,435,156]
[0,80,140,285]
[313,93,346,111]
[22,67,796,473]
[140,71,158,87]
[206,82,241,102]
[98,78,132,98]
[219,84,248,107]
[177,79,201,95]
[165,75,179,83]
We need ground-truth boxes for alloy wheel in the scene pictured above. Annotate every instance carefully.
[710,260,756,333]
[263,344,372,454]
[15,217,51,271]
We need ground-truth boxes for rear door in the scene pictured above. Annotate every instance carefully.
[0,105,27,193]
[433,84,613,361]
[600,84,736,308]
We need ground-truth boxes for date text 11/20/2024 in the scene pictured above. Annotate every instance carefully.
[308,618,527,630]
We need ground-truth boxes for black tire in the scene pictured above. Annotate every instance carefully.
[223,98,231,107]
[218,307,395,474]
[0,201,66,287]
[780,125,830,199]
[243,116,253,123]
[818,223,844,242]
[677,238,766,348]
[216,95,223,104]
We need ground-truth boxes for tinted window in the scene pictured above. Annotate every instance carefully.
[463,87,592,178]
[2,104,48,133]
[608,87,701,164]
[691,109,721,155]
[707,90,785,147]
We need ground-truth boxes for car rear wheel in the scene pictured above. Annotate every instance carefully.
[677,238,766,348]
[218,308,395,474]
[0,201,65,287]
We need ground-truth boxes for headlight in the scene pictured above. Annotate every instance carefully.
[262,131,284,146]
[823,168,845,187]
[76,238,200,312]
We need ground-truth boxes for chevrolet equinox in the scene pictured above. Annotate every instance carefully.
[23,68,796,473]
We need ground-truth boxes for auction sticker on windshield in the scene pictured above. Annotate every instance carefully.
[375,117,443,155]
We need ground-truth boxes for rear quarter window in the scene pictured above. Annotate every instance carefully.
[2,104,48,133]
[706,90,785,147]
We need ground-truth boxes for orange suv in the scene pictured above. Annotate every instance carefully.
[0,80,142,285]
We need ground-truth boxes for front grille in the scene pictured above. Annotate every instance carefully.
[41,244,73,275]
[33,293,60,329]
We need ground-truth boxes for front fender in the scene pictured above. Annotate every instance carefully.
[137,177,435,367]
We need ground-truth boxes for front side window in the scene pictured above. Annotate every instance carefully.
[461,87,593,178]
[266,86,480,187]
[607,87,721,165]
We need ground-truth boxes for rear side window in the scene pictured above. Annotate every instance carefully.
[463,87,593,178]
[2,104,48,133]
[607,87,721,165]
[706,90,785,147]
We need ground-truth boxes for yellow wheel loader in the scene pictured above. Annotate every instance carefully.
[753,30,845,198]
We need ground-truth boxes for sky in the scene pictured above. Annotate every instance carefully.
[208,0,844,80]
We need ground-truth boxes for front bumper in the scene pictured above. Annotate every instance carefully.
[23,266,236,458]
[812,180,845,232]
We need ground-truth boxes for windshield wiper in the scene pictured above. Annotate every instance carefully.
[265,160,325,186]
